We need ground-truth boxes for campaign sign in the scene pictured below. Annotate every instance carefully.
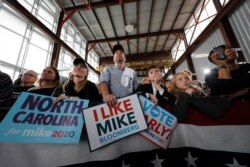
[83,94,147,151]
[0,92,88,144]
[138,95,178,149]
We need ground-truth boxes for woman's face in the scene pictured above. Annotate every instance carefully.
[73,63,88,78]
[174,73,192,91]
[41,67,57,81]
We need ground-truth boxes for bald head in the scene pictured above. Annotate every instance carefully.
[22,70,38,85]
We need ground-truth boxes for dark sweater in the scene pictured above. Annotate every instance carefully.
[0,72,13,106]
[205,63,250,100]
[173,92,231,121]
[52,80,102,107]
[136,83,176,107]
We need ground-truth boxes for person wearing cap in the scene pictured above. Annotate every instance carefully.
[99,44,139,107]
[205,44,250,101]
[53,57,102,107]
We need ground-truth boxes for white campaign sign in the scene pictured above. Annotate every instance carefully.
[83,94,147,151]
[139,95,178,149]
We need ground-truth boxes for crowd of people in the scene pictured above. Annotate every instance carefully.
[1,44,250,122]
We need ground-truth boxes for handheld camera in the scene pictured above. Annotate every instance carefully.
[213,46,226,60]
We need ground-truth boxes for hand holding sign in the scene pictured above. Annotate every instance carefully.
[138,95,178,149]
[0,92,88,144]
[83,94,147,151]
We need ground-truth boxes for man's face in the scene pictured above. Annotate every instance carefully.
[148,68,162,82]
[113,50,126,64]
[22,70,37,83]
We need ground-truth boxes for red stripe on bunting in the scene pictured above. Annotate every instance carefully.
[162,101,250,126]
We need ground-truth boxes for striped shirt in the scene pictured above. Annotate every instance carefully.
[0,71,13,105]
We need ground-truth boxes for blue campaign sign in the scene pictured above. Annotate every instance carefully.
[0,92,88,144]
[138,95,178,149]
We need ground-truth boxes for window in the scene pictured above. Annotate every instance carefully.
[1,0,99,83]
[220,0,230,6]
[0,1,60,80]
[58,21,100,83]
[171,0,217,61]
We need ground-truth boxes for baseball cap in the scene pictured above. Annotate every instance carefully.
[73,57,87,67]
[112,44,124,54]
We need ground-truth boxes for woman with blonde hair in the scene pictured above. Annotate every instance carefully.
[53,57,102,107]
[170,72,231,121]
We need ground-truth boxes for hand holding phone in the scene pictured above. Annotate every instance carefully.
[213,47,226,60]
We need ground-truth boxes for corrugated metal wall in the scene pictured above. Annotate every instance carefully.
[174,28,225,82]
[228,0,250,62]
[175,60,188,73]
[191,29,225,82]
[188,0,250,82]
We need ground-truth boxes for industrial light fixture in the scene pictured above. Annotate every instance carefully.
[203,68,210,74]
[125,23,134,32]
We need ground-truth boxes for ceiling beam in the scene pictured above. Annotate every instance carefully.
[166,0,245,76]
[153,0,170,51]
[64,0,138,13]
[121,0,131,54]
[106,5,119,47]
[162,0,185,50]
[100,50,172,64]
[136,0,140,54]
[145,0,155,52]
[88,29,184,44]
[4,0,99,74]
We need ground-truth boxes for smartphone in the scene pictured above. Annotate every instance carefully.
[213,47,226,60]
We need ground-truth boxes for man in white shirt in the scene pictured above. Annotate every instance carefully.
[99,44,139,107]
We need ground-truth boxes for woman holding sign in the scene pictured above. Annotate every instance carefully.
[52,57,102,107]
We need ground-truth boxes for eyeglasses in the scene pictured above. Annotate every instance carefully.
[23,73,37,78]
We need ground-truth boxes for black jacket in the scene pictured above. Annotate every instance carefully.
[136,83,176,106]
[53,80,102,107]
[173,92,232,121]
[205,63,250,100]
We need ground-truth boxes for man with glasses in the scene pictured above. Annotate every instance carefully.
[205,45,250,101]
[12,70,38,103]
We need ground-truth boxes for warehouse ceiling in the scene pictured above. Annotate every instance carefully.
[56,0,201,74]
